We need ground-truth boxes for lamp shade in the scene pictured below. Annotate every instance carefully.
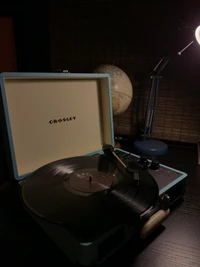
[195,26,200,45]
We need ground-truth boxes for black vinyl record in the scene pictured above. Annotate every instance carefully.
[21,154,159,242]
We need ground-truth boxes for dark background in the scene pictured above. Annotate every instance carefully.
[1,0,200,144]
[1,2,200,266]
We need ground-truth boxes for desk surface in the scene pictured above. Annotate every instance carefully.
[1,143,200,267]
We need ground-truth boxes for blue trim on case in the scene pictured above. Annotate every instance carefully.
[0,74,20,180]
[116,148,187,195]
[107,74,115,147]
[0,72,111,79]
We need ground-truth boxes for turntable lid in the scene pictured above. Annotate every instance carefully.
[0,72,114,180]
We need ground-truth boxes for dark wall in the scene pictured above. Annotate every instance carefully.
[4,0,199,144]
[48,0,200,143]
[0,1,51,183]
[16,1,51,72]
[0,17,17,72]
[1,1,51,72]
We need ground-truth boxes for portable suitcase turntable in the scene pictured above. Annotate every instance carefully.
[0,72,187,266]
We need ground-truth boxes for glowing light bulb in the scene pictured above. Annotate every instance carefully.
[195,26,200,45]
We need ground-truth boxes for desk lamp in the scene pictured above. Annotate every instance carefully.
[134,26,200,169]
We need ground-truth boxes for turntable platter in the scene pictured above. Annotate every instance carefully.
[20,154,159,242]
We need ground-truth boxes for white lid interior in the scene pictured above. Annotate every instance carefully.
[1,73,114,180]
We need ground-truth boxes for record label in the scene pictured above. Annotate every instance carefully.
[64,170,113,194]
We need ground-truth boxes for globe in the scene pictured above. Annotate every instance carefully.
[94,64,133,116]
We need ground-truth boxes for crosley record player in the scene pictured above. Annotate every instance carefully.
[0,72,187,266]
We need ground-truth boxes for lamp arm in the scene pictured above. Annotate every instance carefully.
[149,77,160,136]
[144,76,156,137]
[143,56,171,138]
[142,28,199,139]
[152,57,171,75]
[178,40,194,56]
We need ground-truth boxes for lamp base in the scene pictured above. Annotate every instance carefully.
[134,139,168,157]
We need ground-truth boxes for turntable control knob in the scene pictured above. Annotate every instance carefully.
[89,176,92,183]
[149,161,160,170]
[137,157,149,170]
[161,194,170,210]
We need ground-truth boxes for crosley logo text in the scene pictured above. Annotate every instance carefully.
[49,116,76,124]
